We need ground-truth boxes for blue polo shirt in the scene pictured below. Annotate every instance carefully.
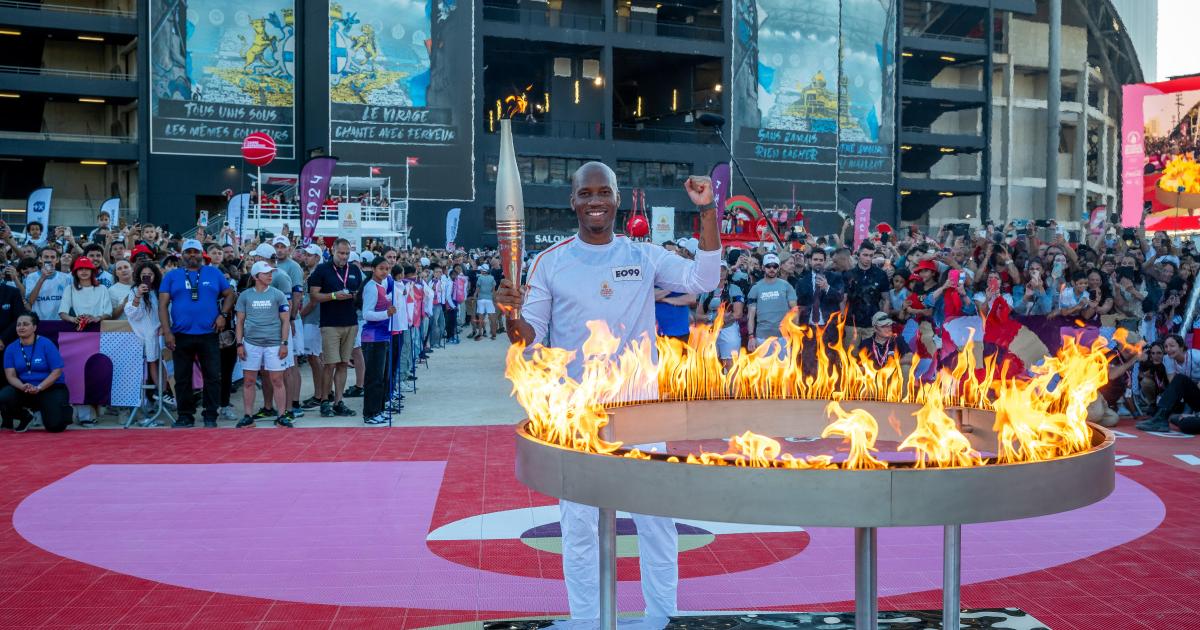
[160,265,231,334]
[655,292,691,337]
[4,336,65,385]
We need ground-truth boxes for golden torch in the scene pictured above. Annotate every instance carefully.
[496,117,525,319]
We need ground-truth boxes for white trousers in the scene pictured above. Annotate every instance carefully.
[559,499,678,619]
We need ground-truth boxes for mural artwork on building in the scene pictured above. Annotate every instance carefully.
[731,0,895,230]
[328,0,474,201]
[149,0,296,158]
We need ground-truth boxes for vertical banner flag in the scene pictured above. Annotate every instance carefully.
[710,162,731,224]
[26,188,52,231]
[651,206,676,245]
[99,197,120,227]
[853,198,873,248]
[299,156,338,244]
[227,193,251,238]
[445,207,461,250]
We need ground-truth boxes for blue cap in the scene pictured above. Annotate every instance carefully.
[182,239,204,252]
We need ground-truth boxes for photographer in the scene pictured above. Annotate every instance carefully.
[1137,333,1200,433]
[24,247,70,320]
[0,263,26,352]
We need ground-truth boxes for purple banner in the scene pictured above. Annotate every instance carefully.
[710,162,730,224]
[299,156,338,244]
[853,198,873,248]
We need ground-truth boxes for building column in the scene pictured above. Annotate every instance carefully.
[1074,65,1088,222]
[1045,0,1061,220]
[999,13,1015,223]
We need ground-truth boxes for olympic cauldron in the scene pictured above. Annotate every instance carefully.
[510,316,1118,630]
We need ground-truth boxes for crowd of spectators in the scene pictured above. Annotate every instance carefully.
[2,208,1199,436]
[659,218,1200,435]
[0,210,506,431]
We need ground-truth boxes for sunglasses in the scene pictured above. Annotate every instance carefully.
[764,264,779,269]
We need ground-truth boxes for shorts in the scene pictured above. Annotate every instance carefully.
[354,319,364,349]
[321,325,357,365]
[303,323,322,357]
[243,342,287,372]
[716,325,742,360]
[135,333,161,363]
[477,299,496,315]
[289,321,305,356]
[282,326,296,369]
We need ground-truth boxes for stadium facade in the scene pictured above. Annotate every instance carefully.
[0,0,1157,248]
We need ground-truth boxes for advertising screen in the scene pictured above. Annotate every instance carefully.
[1123,75,1200,231]
[730,0,895,231]
[149,0,296,158]
[328,0,475,201]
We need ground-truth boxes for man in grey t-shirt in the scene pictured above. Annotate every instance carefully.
[473,263,498,340]
[746,253,798,351]
[234,261,292,428]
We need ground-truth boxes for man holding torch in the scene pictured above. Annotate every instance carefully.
[494,162,722,620]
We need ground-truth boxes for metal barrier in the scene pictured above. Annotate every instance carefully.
[0,0,134,17]
[482,3,604,30]
[486,119,605,140]
[0,130,135,143]
[615,15,723,41]
[0,64,133,80]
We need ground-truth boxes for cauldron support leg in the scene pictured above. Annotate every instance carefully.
[854,527,877,630]
[943,524,962,630]
[599,506,618,630]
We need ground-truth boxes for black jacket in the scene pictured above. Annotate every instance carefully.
[0,283,26,345]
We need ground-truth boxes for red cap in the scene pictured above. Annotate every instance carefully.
[131,244,154,259]
[876,223,893,234]
[72,256,97,272]
[908,273,921,283]
[915,259,939,273]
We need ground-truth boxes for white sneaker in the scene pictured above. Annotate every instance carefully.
[219,406,238,421]
[161,394,177,408]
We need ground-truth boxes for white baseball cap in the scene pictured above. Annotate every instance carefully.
[479,263,490,272]
[181,239,204,252]
[419,256,430,267]
[251,243,275,259]
[271,235,291,247]
[250,261,274,277]
[763,253,781,266]
[349,251,361,263]
[303,244,322,256]
[361,251,375,264]
[679,238,699,255]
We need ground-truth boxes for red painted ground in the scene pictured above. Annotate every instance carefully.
[0,421,1196,629]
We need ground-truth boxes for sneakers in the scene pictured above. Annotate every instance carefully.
[1136,417,1171,432]
[172,416,195,428]
[252,407,276,420]
[236,415,255,428]
[364,413,388,425]
[137,418,164,428]
[203,419,218,428]
[161,394,177,408]
[343,386,365,398]
[219,406,239,421]
[320,401,335,417]
[14,416,33,433]
[332,401,356,417]
[290,405,305,418]
[274,414,294,428]
[301,396,324,409]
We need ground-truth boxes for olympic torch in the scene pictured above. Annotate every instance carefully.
[496,118,525,319]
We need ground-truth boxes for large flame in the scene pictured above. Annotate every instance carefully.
[508,311,1122,470]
